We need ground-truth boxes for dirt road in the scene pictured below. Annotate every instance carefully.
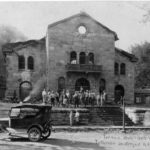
[0,130,150,150]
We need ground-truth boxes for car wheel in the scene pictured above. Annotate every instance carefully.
[42,129,51,139]
[28,127,41,142]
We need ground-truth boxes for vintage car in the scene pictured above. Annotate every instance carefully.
[8,104,52,142]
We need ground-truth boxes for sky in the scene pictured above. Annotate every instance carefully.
[0,1,150,51]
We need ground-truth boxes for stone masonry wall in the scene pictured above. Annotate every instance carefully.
[0,48,6,98]
[5,41,46,99]
[47,13,116,100]
[115,52,136,104]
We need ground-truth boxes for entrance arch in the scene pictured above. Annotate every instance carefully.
[58,77,65,92]
[99,79,106,94]
[114,85,125,104]
[20,81,32,101]
[75,78,90,91]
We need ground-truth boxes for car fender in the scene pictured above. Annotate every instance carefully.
[27,124,44,133]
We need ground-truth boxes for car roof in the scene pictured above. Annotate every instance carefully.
[11,104,52,109]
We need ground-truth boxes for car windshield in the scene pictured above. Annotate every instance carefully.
[10,108,21,117]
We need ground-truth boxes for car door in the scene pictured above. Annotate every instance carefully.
[10,107,23,129]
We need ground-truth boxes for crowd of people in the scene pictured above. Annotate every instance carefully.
[42,87,107,108]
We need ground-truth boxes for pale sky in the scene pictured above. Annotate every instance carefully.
[0,1,149,51]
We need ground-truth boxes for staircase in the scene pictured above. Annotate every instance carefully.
[88,106,134,126]
[51,108,89,125]
[0,103,134,126]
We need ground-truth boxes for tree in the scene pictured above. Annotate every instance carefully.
[131,42,150,88]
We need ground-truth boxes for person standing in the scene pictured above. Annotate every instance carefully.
[59,90,63,107]
[84,90,89,107]
[102,90,107,105]
[69,110,73,126]
[55,91,60,107]
[50,91,55,106]
[42,89,47,104]
[63,93,68,107]
[96,93,100,106]
[66,89,70,107]
[75,110,80,125]
[80,86,83,93]
[73,91,79,108]
[47,90,51,104]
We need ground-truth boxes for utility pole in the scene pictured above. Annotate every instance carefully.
[122,96,126,133]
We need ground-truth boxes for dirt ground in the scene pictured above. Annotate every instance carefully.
[0,130,150,150]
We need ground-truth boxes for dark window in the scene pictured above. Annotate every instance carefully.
[135,96,143,104]
[120,63,126,75]
[70,51,77,64]
[28,56,34,70]
[79,52,86,64]
[88,53,94,64]
[58,77,65,91]
[115,62,119,75]
[18,56,25,69]
[20,107,39,118]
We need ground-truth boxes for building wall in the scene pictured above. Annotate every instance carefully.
[2,13,136,104]
[0,48,6,99]
[115,52,135,104]
[47,14,116,99]
[4,41,46,100]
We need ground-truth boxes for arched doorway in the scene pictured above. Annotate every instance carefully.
[114,85,125,104]
[20,81,32,101]
[99,79,106,94]
[58,77,65,93]
[75,78,90,91]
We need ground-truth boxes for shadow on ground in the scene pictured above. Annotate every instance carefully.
[5,137,106,150]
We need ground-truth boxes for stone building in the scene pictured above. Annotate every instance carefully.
[0,48,6,99]
[2,38,46,100]
[46,12,137,104]
[2,12,137,104]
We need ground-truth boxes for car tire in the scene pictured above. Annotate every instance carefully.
[42,129,51,139]
[28,127,42,142]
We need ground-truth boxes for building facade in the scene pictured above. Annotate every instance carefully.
[2,12,137,104]
[2,39,46,100]
[0,47,6,99]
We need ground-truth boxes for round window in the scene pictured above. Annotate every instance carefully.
[78,25,87,34]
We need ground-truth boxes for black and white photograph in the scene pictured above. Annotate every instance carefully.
[1,1,150,150]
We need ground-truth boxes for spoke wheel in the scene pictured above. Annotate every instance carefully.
[28,127,41,142]
[42,129,51,139]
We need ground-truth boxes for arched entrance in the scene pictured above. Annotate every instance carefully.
[20,81,32,101]
[99,79,106,94]
[58,77,65,93]
[114,85,125,104]
[75,78,90,91]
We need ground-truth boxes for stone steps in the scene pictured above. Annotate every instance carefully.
[0,103,134,126]
[88,107,134,126]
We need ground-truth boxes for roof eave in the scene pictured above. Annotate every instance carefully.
[115,47,138,62]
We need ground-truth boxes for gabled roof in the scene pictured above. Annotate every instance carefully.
[115,47,138,62]
[48,12,119,41]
